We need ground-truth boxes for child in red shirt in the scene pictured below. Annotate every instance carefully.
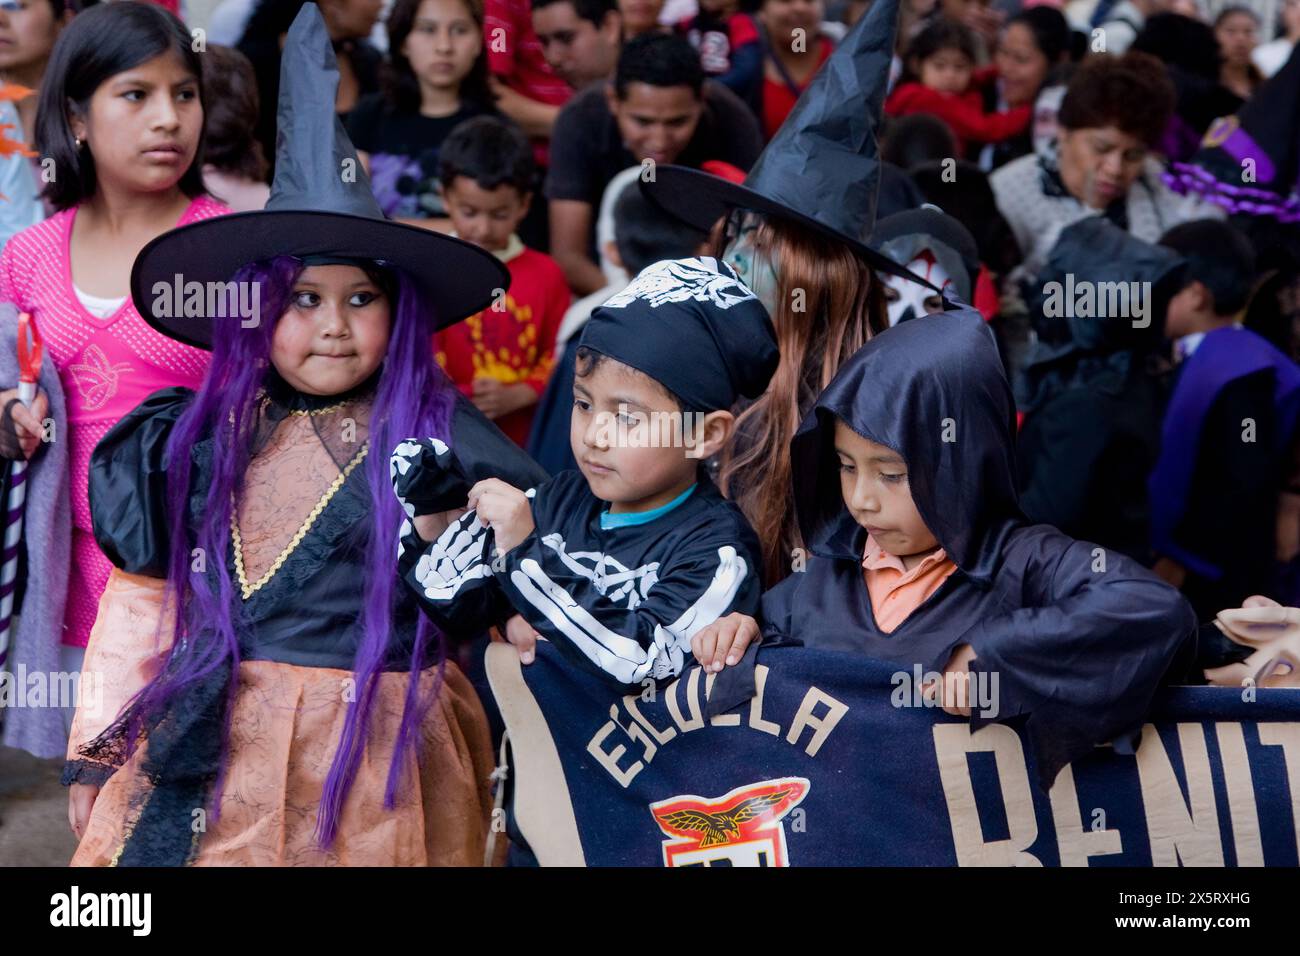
[885,19,1030,156]
[678,0,763,110]
[436,117,570,446]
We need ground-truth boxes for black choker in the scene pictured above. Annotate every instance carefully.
[261,365,382,414]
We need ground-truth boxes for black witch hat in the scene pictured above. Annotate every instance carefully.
[639,0,919,281]
[130,3,508,350]
[1162,43,1300,224]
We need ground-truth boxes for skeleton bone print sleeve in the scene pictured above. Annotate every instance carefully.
[393,457,764,689]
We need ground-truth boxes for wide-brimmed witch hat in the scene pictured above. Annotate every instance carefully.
[1162,44,1300,224]
[130,3,508,349]
[639,0,922,283]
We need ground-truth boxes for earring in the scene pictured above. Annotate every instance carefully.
[74,136,83,149]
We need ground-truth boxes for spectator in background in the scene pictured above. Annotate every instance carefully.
[207,0,259,46]
[1015,219,1188,563]
[347,0,495,226]
[532,0,623,90]
[991,52,1221,280]
[200,46,270,213]
[940,0,1004,58]
[881,112,958,170]
[1215,6,1264,98]
[758,0,835,140]
[484,0,571,154]
[0,0,74,245]
[982,6,1073,168]
[1131,14,1241,162]
[527,164,708,471]
[909,157,1026,371]
[436,117,570,445]
[1096,0,1170,54]
[885,18,1032,157]
[1253,0,1299,76]
[545,32,762,293]
[1151,219,1300,618]
[619,0,667,36]
[238,0,385,177]
[677,0,764,112]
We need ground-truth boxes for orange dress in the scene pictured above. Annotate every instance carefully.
[67,572,495,866]
[61,380,533,867]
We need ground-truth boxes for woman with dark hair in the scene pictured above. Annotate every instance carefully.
[200,45,270,213]
[1214,6,1264,99]
[62,4,544,866]
[756,0,835,141]
[238,0,385,178]
[980,5,1073,168]
[990,51,1222,280]
[0,0,76,243]
[346,0,496,226]
[0,1,228,742]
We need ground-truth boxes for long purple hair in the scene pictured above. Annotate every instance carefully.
[114,255,456,846]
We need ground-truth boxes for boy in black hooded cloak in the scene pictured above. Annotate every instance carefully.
[694,307,1198,786]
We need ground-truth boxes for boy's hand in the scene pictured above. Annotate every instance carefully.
[471,378,536,420]
[691,612,760,672]
[504,613,540,664]
[922,643,977,716]
[468,478,535,553]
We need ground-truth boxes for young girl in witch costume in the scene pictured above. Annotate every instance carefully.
[642,0,932,587]
[61,4,545,866]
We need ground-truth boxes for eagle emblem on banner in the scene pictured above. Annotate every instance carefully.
[650,778,810,867]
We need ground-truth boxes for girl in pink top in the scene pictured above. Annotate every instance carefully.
[0,4,230,673]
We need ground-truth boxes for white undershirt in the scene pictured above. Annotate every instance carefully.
[73,283,127,319]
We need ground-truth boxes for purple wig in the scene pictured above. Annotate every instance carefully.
[113,255,457,847]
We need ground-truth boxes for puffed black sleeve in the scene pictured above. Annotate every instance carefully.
[88,387,197,578]
[448,391,549,491]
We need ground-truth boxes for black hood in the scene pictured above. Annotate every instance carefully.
[1027,218,1188,356]
[791,309,1022,583]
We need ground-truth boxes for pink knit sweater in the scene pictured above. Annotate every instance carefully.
[0,194,229,647]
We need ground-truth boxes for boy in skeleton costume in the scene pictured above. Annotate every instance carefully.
[873,208,982,327]
[392,258,777,687]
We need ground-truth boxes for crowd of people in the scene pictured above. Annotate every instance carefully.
[0,0,1296,866]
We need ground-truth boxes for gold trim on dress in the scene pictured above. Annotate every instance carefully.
[260,394,352,417]
[231,442,370,601]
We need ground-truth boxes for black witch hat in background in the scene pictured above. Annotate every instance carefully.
[1162,43,1300,225]
[130,3,508,350]
[639,0,922,282]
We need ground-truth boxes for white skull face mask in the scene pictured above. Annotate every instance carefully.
[881,251,953,327]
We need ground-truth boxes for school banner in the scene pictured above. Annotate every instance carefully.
[484,642,1300,866]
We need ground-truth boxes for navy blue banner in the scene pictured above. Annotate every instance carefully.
[485,642,1300,866]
